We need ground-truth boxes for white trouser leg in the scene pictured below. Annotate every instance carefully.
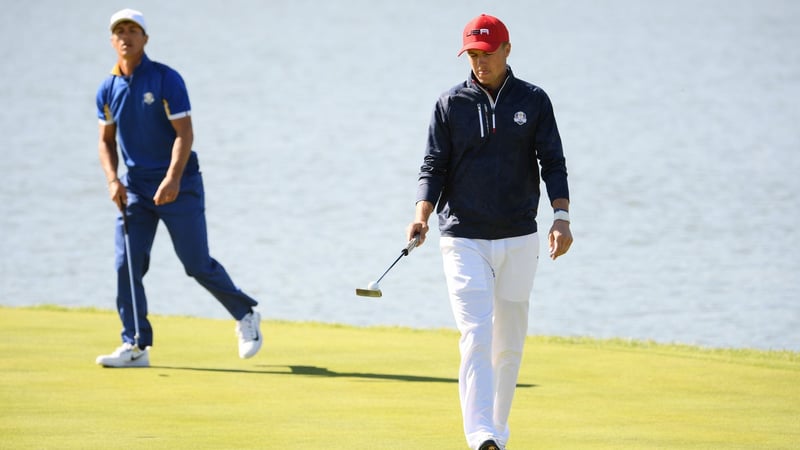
[492,300,531,445]
[441,237,495,448]
[492,234,539,446]
[440,234,539,450]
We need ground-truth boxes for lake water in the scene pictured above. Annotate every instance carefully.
[1,0,798,351]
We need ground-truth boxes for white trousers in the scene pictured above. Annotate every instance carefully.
[440,233,539,450]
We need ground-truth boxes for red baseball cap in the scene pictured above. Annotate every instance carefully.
[458,14,509,56]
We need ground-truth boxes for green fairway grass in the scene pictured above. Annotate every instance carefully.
[1,306,797,449]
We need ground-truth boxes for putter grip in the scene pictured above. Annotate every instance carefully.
[404,234,421,255]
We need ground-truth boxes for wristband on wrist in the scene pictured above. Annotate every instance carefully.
[108,177,119,185]
[554,209,570,223]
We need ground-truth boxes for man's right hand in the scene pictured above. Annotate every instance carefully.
[407,221,429,247]
[108,178,127,211]
[407,200,434,246]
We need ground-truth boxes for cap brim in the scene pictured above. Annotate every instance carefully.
[457,41,501,56]
[110,19,145,33]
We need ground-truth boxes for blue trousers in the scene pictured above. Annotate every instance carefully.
[115,171,258,347]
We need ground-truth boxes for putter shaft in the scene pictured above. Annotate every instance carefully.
[355,234,420,298]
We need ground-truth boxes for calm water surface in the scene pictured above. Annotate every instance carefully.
[1,0,798,351]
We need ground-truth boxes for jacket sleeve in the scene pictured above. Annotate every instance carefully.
[416,96,451,205]
[535,89,569,204]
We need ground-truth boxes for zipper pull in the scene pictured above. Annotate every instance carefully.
[483,104,490,136]
[477,104,485,138]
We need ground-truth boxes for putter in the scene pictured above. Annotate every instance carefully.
[356,234,420,298]
[121,205,141,348]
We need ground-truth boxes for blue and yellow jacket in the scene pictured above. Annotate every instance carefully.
[96,54,198,179]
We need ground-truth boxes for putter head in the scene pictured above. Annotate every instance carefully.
[355,288,382,298]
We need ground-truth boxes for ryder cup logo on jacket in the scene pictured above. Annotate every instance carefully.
[514,111,527,125]
[143,92,155,105]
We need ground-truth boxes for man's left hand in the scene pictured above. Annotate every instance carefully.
[154,177,180,205]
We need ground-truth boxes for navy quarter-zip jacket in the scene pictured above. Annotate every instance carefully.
[416,67,570,240]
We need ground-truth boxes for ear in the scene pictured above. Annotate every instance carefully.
[505,42,512,57]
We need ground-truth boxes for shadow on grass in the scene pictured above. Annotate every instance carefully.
[150,364,536,388]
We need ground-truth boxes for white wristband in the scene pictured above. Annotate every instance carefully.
[554,209,570,223]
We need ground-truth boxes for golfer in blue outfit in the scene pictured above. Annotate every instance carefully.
[95,9,262,367]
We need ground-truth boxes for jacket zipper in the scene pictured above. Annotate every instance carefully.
[475,76,509,137]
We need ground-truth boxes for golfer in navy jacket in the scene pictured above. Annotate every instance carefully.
[95,9,263,367]
[407,14,573,450]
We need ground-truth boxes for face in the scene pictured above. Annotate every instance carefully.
[466,43,511,91]
[110,21,148,59]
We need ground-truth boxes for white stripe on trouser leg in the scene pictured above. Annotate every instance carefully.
[440,234,539,450]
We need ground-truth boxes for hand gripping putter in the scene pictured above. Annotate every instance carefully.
[356,235,420,298]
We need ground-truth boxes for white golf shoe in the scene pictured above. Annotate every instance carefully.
[236,311,262,359]
[96,343,150,368]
